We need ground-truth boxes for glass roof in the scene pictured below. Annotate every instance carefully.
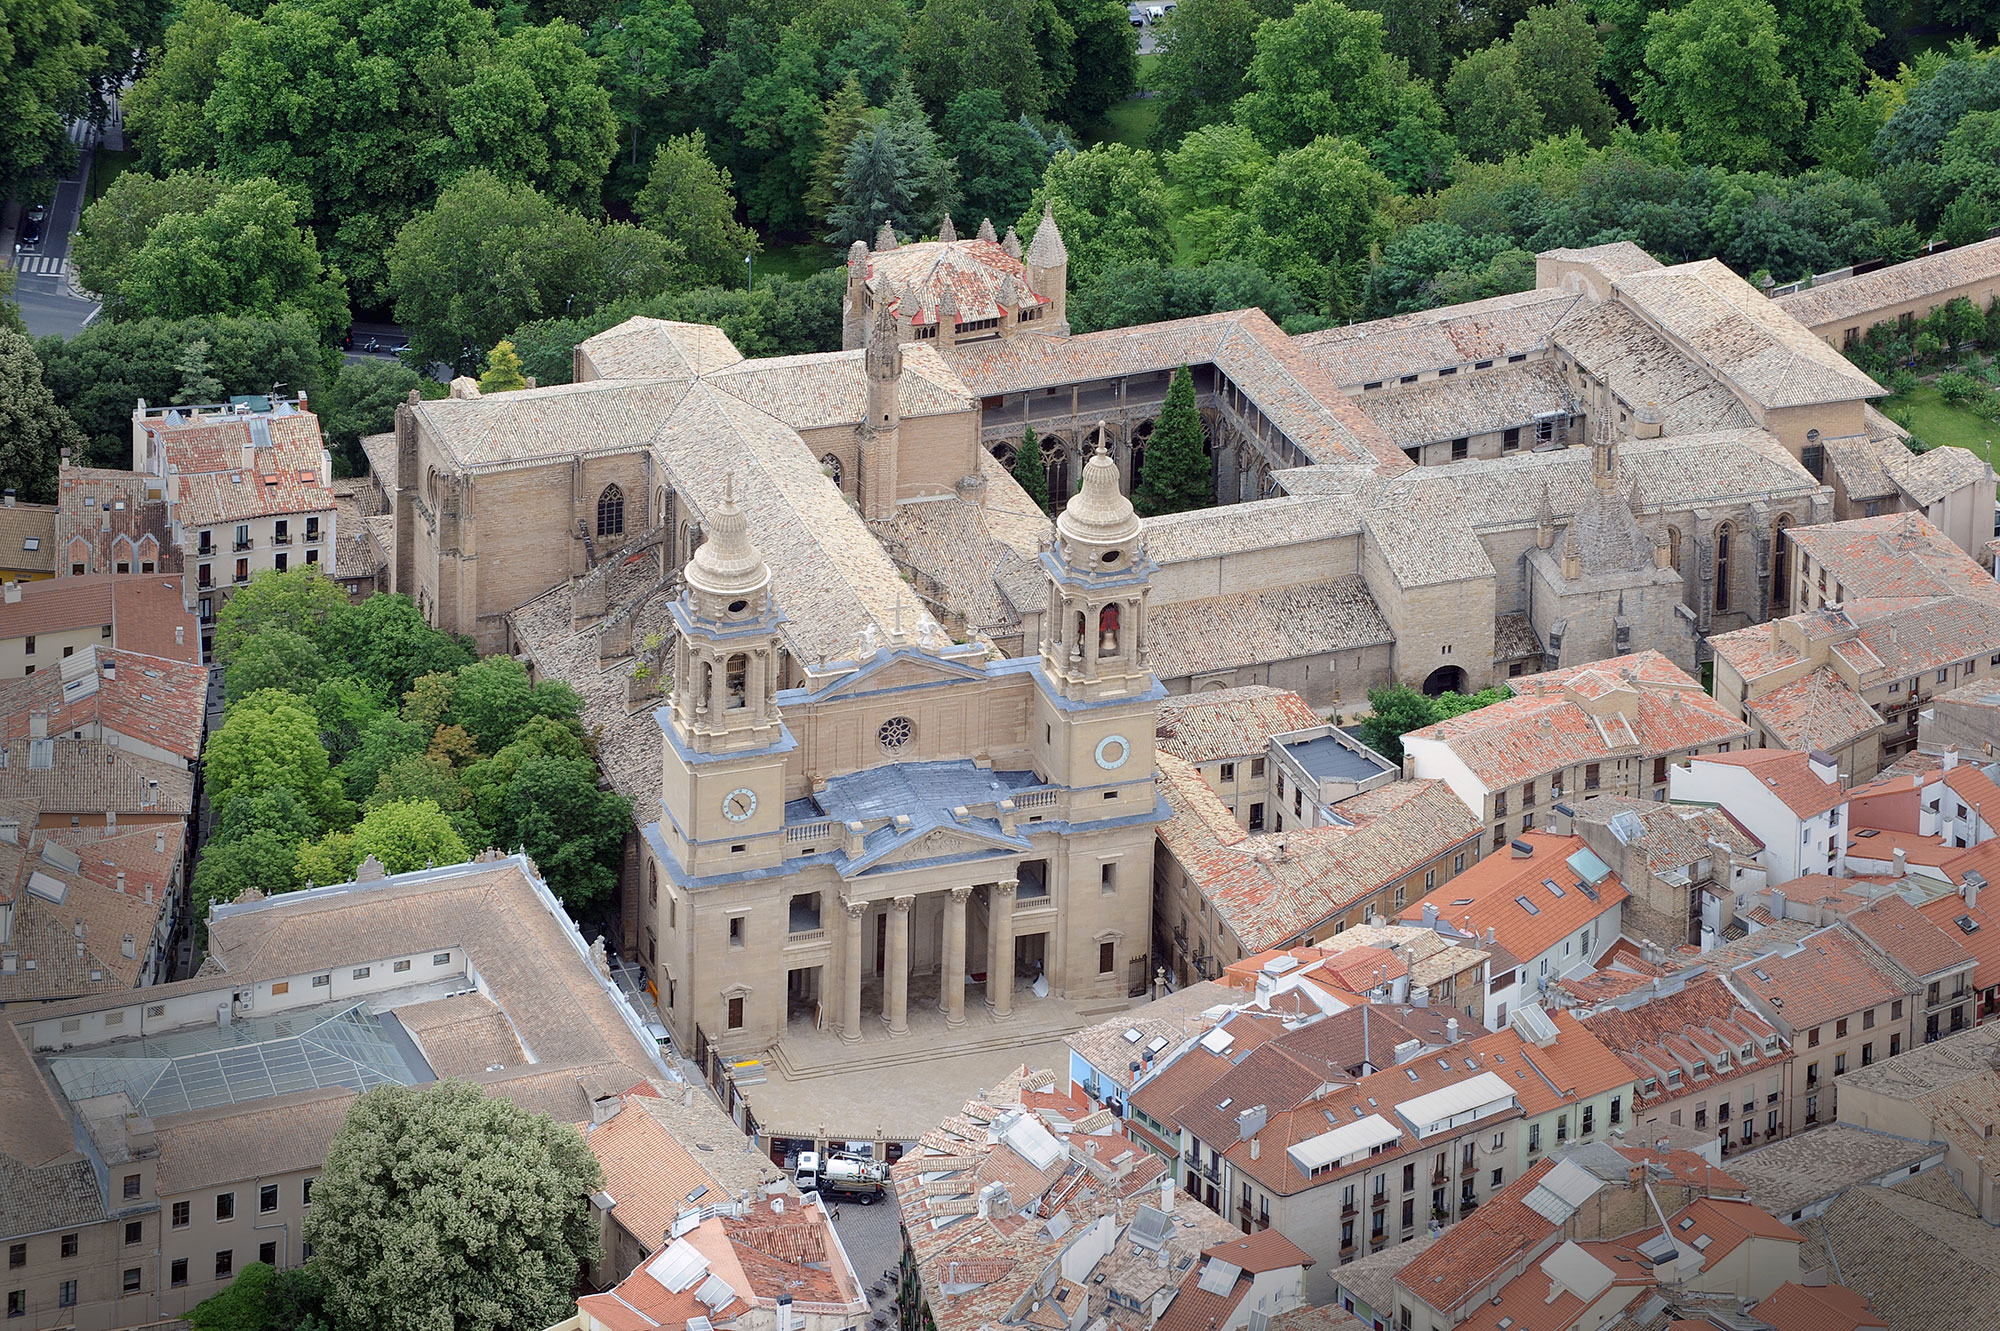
[49,1000,427,1117]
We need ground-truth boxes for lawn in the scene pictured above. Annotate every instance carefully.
[755,242,837,284]
[85,146,138,206]
[1082,54,1162,150]
[1882,384,2000,461]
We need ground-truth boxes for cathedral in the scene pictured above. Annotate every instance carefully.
[370,221,1996,1073]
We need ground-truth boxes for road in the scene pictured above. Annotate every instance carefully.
[1127,2,1165,54]
[8,133,102,339]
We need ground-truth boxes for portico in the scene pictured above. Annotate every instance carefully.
[833,875,1023,1040]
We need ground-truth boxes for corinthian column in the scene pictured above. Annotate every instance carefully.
[941,886,971,1028]
[987,878,1018,1018]
[884,895,913,1035]
[840,897,867,1043]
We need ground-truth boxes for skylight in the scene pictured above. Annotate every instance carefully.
[1123,1028,1144,1043]
[1515,895,1541,915]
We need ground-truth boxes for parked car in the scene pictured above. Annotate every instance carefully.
[17,205,47,248]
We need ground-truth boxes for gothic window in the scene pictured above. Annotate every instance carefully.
[1772,514,1793,609]
[724,653,747,709]
[1666,525,1682,573]
[596,484,626,537]
[820,454,844,490]
[1714,522,1733,613]
[1044,438,1070,498]
[878,716,914,752]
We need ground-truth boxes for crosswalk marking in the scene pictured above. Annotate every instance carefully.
[6,256,67,276]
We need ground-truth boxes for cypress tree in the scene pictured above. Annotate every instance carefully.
[1013,426,1050,513]
[1134,365,1209,516]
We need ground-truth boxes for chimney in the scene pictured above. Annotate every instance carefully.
[154,829,165,854]
[1549,802,1574,836]
[1807,750,1839,785]
[1235,1104,1269,1141]
[121,934,136,960]
[104,810,115,833]
[101,655,116,682]
[777,1298,794,1331]
[1422,902,1440,929]
[1771,888,1786,922]
[1943,746,1961,772]
[1446,1017,1459,1043]
[1893,847,1908,877]
[1,582,18,604]
[241,438,256,471]
[1965,871,1985,911]
[1250,1137,1260,1160]
[28,712,45,740]
[1510,839,1535,858]
[1159,1173,1174,1214]
[1412,984,1430,1008]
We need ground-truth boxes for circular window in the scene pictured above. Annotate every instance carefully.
[728,599,748,614]
[878,716,914,752]
[1101,549,1121,563]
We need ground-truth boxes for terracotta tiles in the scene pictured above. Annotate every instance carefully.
[1727,923,1910,1031]
[1843,893,1974,981]
[1789,512,2000,605]
[1158,686,1324,764]
[1397,832,1627,966]
[1690,749,1849,818]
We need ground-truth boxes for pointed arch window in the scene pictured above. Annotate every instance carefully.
[1772,514,1793,609]
[596,484,626,537]
[1714,522,1733,614]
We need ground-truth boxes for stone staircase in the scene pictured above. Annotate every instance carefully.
[761,989,1138,1083]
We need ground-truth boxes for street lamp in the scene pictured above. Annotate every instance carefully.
[745,252,753,293]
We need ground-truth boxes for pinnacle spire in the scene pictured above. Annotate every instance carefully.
[977,217,997,243]
[875,220,898,252]
[687,475,769,599]
[1002,225,1022,260]
[1026,200,1067,268]
[938,212,956,243]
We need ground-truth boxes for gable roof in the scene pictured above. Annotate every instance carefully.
[1398,832,1628,964]
[1157,686,1324,765]
[1843,893,1974,981]
[1727,924,1910,1031]
[1687,748,1847,819]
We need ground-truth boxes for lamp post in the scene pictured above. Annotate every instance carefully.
[746,252,754,293]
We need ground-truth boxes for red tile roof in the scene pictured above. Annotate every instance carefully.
[1752,1281,1887,1331]
[1843,893,1975,980]
[1201,1229,1313,1273]
[1402,652,1747,791]
[1727,924,1911,1030]
[1395,1158,1562,1314]
[0,647,208,762]
[1917,887,1999,990]
[1157,686,1323,764]
[1465,1010,1635,1114]
[1744,666,1886,753]
[579,1096,724,1256]
[1942,762,2000,819]
[1665,1195,1802,1264]
[1582,977,1786,1112]
[1398,832,1628,965]
[1788,511,2000,604]
[150,410,336,526]
[0,575,207,668]
[1690,748,1848,818]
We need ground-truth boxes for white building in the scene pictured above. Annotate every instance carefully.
[1671,749,1847,886]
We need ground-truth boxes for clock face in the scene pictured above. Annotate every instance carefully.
[1095,735,1131,770]
[722,787,758,822]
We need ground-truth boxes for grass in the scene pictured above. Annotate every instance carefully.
[85,146,138,206]
[1882,384,2000,461]
[754,242,838,284]
[1081,54,1163,150]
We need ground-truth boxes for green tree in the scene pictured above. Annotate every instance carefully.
[222,628,330,707]
[340,594,477,696]
[1377,0,1448,84]
[1508,3,1614,144]
[1241,138,1394,316]
[306,1080,604,1331]
[877,82,963,234]
[906,0,1068,116]
[187,1261,277,1331]
[1148,0,1262,148]
[501,757,632,910]
[190,831,304,926]
[944,91,1047,233]
[635,132,761,286]
[1070,260,1305,334]
[211,786,325,850]
[447,656,583,753]
[1013,426,1050,512]
[1636,0,1804,171]
[35,310,337,468]
[1358,683,1506,761]
[1771,0,1875,119]
[728,26,826,230]
[1236,0,1399,153]
[335,713,427,803]
[1164,122,1268,222]
[113,177,349,337]
[585,0,704,196]
[122,0,246,174]
[1133,367,1209,516]
[295,799,471,884]
[212,565,354,665]
[0,328,85,505]
[203,689,350,826]
[387,171,647,374]
[828,92,966,248]
[806,77,877,228]
[308,676,392,765]
[1054,0,1138,126]
[1362,221,1531,315]
[477,341,529,394]
[1019,145,1172,291]
[1444,44,1544,163]
[0,0,95,196]
[71,169,225,304]
[1941,110,2000,217]
[318,359,424,477]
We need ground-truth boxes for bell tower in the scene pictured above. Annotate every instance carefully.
[857,298,902,520]
[1033,433,1158,794]
[661,477,790,875]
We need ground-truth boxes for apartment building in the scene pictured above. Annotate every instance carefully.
[129,396,336,658]
[1401,651,1750,856]
[1568,795,1765,948]
[1398,832,1628,1029]
[1671,749,1849,885]
[0,576,200,678]
[1843,894,1979,1044]
[1157,687,1323,827]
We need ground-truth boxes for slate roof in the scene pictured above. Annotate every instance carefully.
[1397,832,1628,964]
[0,503,57,574]
[1802,1179,2000,1331]
[54,467,177,576]
[1546,299,1757,437]
[1159,754,1482,953]
[1610,260,1885,409]
[0,829,179,1002]
[1724,1124,1941,1220]
[1775,236,2000,328]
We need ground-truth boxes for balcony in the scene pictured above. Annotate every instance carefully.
[272,533,291,546]
[1431,1169,1448,1186]
[233,539,252,552]
[1341,1201,1358,1217]
[304,528,321,544]
[1461,1160,1477,1176]
[197,575,213,590]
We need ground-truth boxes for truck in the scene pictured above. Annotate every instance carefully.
[795,1150,889,1204]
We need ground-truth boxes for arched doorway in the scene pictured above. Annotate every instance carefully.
[1422,666,1466,697]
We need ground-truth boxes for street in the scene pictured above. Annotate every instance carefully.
[7,130,103,339]
[1127,2,1166,53]
[828,1189,905,1321]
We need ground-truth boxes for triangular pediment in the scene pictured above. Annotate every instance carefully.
[810,647,989,701]
[845,816,1027,877]
[880,827,989,866]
